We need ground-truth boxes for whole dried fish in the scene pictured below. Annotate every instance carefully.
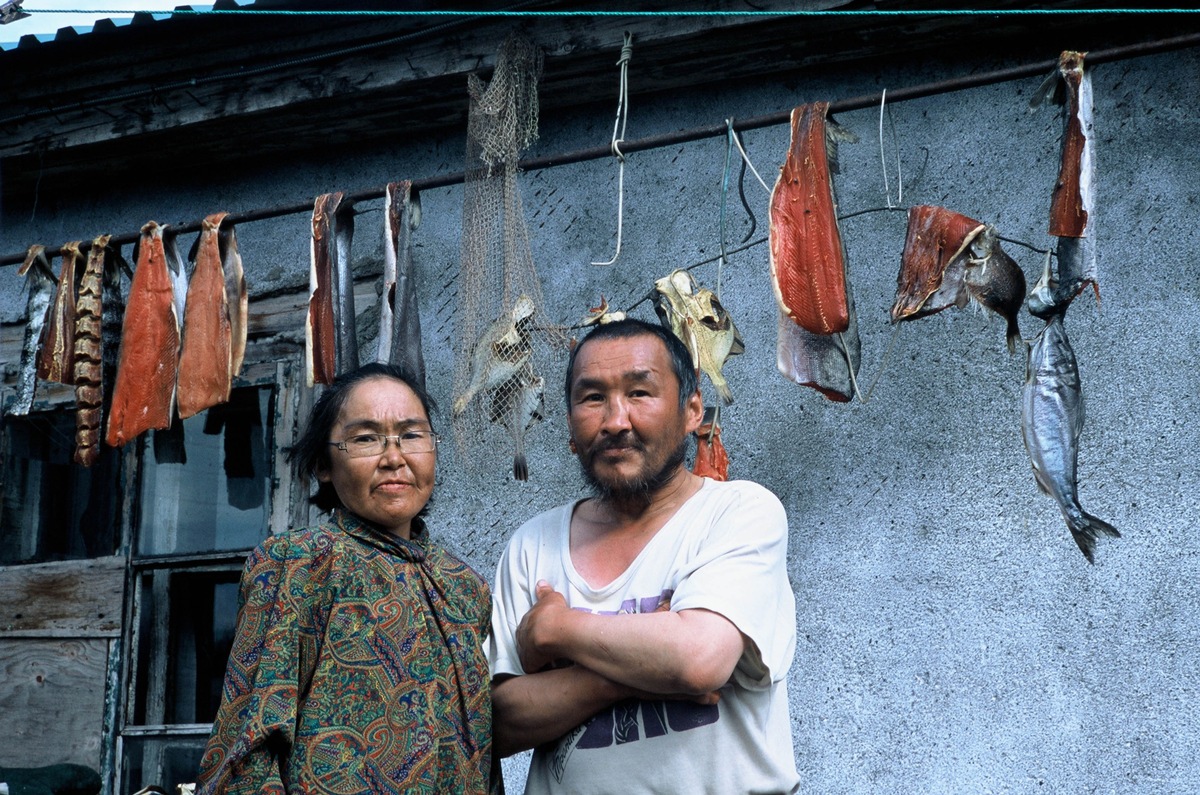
[37,241,84,385]
[307,192,343,386]
[10,246,56,416]
[776,290,861,403]
[964,225,1026,353]
[72,235,110,466]
[770,102,857,336]
[489,366,545,481]
[106,221,181,448]
[453,295,536,416]
[1021,254,1118,563]
[334,197,359,375]
[692,411,729,481]
[380,181,426,388]
[221,220,248,377]
[653,269,744,406]
[177,212,233,419]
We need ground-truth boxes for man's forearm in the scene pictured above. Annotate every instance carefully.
[492,666,632,757]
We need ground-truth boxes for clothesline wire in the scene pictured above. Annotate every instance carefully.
[4,29,1198,268]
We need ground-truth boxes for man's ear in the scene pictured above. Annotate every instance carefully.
[684,388,704,434]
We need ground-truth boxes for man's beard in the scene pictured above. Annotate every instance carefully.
[579,431,688,504]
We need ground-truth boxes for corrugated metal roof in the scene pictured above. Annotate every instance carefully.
[0,1,243,52]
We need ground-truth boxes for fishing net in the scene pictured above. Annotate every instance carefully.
[453,33,564,475]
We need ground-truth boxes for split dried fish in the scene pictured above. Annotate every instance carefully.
[37,241,84,385]
[72,235,110,467]
[379,181,426,388]
[221,220,248,377]
[489,366,545,481]
[101,242,128,436]
[653,269,744,406]
[1021,254,1118,563]
[307,192,343,386]
[10,246,56,416]
[453,295,536,417]
[692,410,729,481]
[177,212,233,419]
[106,221,181,448]
[770,102,857,336]
[334,197,359,375]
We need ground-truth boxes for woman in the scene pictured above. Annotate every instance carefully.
[197,364,494,794]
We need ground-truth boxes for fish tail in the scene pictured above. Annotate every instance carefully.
[1005,315,1022,354]
[513,451,529,482]
[712,376,735,406]
[1066,510,1120,563]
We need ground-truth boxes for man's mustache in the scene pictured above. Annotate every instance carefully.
[590,432,644,454]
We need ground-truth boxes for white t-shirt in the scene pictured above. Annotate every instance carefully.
[490,478,799,795]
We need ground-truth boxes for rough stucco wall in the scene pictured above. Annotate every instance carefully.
[2,41,1198,794]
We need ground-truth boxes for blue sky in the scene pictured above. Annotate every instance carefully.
[1,1,221,48]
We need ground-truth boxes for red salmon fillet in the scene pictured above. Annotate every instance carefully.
[1049,51,1089,238]
[891,205,982,322]
[177,212,233,419]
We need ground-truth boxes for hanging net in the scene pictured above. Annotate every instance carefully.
[452,33,565,477]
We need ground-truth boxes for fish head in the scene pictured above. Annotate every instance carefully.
[1026,249,1061,318]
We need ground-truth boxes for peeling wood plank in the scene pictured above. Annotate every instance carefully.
[0,637,110,767]
[0,557,125,636]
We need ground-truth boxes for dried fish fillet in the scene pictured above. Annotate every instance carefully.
[692,414,729,481]
[307,192,342,386]
[106,221,181,447]
[770,102,854,335]
[891,205,979,323]
[72,235,110,466]
[38,241,84,385]
[221,221,248,377]
[10,246,56,416]
[178,212,233,419]
[380,181,426,388]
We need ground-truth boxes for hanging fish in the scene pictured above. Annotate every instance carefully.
[769,102,858,336]
[164,228,189,327]
[177,212,233,419]
[106,221,181,448]
[892,206,1025,352]
[578,296,626,327]
[653,269,744,406]
[221,219,248,377]
[379,181,426,388]
[489,366,545,481]
[453,295,536,417]
[692,409,729,481]
[101,243,128,431]
[334,197,359,375]
[1021,253,1118,563]
[963,225,1026,353]
[37,241,84,385]
[776,291,861,403]
[307,192,343,386]
[72,236,110,467]
[10,246,56,416]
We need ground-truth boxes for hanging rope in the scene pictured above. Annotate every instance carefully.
[591,32,633,266]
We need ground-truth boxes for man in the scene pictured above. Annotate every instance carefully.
[490,318,799,794]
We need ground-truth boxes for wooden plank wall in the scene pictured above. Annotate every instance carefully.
[0,556,124,768]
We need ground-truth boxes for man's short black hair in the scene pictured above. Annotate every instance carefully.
[564,318,698,410]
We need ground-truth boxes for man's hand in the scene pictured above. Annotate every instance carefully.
[516,580,571,673]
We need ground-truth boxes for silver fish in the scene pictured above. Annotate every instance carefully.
[453,295,536,417]
[1021,253,1118,563]
[10,245,56,416]
[380,181,426,388]
[334,197,359,374]
[163,227,189,327]
[489,366,545,481]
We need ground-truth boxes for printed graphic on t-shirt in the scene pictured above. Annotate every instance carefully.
[548,589,721,782]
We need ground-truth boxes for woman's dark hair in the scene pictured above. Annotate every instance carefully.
[287,363,437,512]
[564,318,698,410]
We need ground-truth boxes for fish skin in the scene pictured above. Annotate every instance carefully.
[964,225,1026,353]
[453,295,536,417]
[692,417,729,481]
[653,269,744,405]
[307,192,342,386]
[72,235,110,466]
[10,246,56,416]
[106,221,181,448]
[891,205,980,323]
[1048,51,1092,239]
[220,221,248,377]
[770,102,852,335]
[38,241,84,385]
[177,212,233,419]
[776,292,861,403]
[1021,257,1118,563]
[100,243,127,431]
[333,197,359,375]
[381,181,427,388]
[489,367,545,481]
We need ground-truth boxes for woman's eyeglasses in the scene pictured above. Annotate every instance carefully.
[330,431,439,458]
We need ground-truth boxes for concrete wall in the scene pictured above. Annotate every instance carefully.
[2,39,1198,794]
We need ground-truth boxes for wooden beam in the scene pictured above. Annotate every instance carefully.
[0,556,125,637]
